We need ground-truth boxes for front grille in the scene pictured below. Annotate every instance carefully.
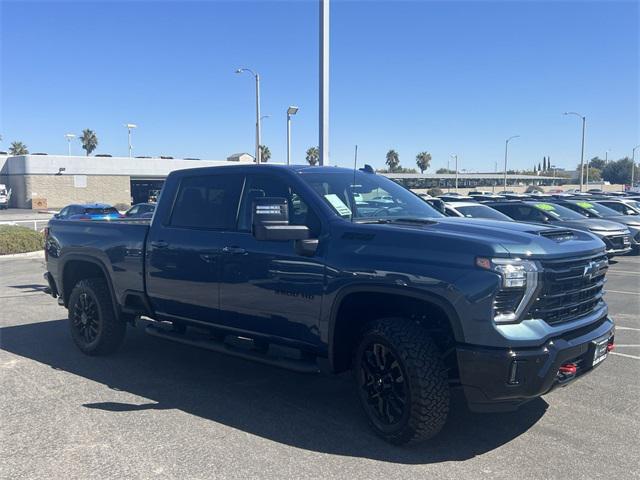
[527,254,608,326]
[604,234,630,249]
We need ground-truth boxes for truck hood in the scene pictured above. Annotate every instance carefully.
[370,217,606,259]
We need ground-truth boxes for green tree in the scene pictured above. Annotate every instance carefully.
[436,168,454,174]
[385,149,400,172]
[589,156,606,171]
[9,141,28,155]
[305,146,319,166]
[603,158,638,184]
[415,151,432,174]
[79,129,98,156]
[259,145,271,162]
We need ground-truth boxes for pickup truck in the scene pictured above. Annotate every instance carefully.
[44,164,615,444]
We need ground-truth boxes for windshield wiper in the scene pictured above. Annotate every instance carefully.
[354,217,437,225]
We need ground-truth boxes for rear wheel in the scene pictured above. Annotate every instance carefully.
[354,318,450,444]
[68,278,126,355]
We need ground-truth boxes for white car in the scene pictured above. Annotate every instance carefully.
[443,201,514,221]
[0,184,11,210]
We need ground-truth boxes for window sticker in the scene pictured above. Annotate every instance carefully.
[324,194,352,217]
[535,203,555,211]
[576,202,594,209]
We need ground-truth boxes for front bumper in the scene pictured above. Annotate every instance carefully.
[457,315,614,412]
[600,233,632,256]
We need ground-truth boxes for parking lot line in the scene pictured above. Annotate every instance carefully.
[615,345,640,347]
[610,352,640,360]
[605,290,639,295]
[607,270,640,275]
[615,326,640,331]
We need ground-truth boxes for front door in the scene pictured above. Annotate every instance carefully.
[145,173,244,324]
[218,173,325,346]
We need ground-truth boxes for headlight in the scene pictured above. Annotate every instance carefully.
[477,257,540,323]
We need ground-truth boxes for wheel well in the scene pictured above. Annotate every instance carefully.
[331,292,458,375]
[62,260,108,306]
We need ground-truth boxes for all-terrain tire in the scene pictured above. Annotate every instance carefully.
[68,278,126,355]
[354,317,450,444]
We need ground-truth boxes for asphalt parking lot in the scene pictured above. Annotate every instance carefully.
[1,254,638,480]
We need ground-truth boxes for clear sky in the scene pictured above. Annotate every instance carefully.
[1,0,638,172]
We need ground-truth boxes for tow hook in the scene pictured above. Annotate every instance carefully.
[558,363,577,376]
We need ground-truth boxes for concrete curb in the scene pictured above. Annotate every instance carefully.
[0,250,45,260]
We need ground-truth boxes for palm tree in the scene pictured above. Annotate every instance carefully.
[9,141,28,156]
[385,149,400,172]
[415,151,432,174]
[80,129,98,156]
[305,146,319,166]
[259,145,271,162]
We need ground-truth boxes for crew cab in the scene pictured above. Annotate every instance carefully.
[44,165,615,444]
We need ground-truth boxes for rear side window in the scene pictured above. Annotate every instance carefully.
[85,207,118,215]
[171,174,243,229]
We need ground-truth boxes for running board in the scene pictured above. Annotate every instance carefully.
[144,325,320,374]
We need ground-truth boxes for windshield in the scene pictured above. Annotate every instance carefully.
[299,170,444,221]
[570,201,621,217]
[455,205,513,221]
[530,202,586,220]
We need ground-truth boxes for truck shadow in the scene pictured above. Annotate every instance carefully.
[0,319,547,464]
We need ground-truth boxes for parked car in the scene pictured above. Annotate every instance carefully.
[438,194,474,202]
[485,200,632,257]
[591,198,640,216]
[124,203,156,218]
[44,164,615,444]
[443,201,514,221]
[0,184,11,209]
[54,203,122,221]
[550,199,640,252]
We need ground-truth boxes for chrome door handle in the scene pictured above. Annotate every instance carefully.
[222,246,247,255]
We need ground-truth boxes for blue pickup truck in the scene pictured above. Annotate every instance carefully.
[44,164,615,444]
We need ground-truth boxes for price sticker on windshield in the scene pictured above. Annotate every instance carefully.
[577,201,594,209]
[324,194,352,217]
[535,203,556,211]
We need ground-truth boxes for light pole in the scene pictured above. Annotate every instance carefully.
[563,112,586,191]
[319,0,330,166]
[236,67,262,163]
[286,106,299,165]
[632,145,640,189]
[125,124,137,159]
[551,164,557,186]
[601,150,610,189]
[64,133,76,156]
[503,135,520,191]
[450,154,458,191]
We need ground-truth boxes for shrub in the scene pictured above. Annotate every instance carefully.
[0,225,45,255]
[427,187,443,197]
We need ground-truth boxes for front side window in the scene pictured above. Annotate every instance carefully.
[237,175,321,236]
[456,205,512,221]
[299,170,443,221]
[171,174,243,229]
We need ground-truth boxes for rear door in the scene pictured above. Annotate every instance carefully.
[145,173,244,324]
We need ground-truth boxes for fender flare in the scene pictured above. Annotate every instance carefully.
[60,253,119,315]
[326,284,465,372]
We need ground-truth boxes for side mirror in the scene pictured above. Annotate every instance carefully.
[252,197,310,241]
[53,213,60,219]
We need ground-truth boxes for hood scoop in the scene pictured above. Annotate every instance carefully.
[537,229,575,242]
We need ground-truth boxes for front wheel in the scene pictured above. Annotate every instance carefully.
[68,278,126,355]
[354,318,450,444]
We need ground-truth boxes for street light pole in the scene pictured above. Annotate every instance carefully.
[125,124,137,159]
[286,106,299,165]
[564,112,586,191]
[64,133,76,156]
[319,0,329,166]
[451,154,458,191]
[503,135,520,191]
[236,68,262,163]
[632,145,640,189]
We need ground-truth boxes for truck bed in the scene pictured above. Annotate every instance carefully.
[46,218,151,307]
